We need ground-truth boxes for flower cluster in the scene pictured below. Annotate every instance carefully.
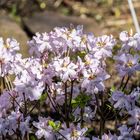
[0,38,20,76]
[0,26,140,140]
[115,30,140,77]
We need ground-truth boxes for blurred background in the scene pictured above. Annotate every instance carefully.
[0,0,140,55]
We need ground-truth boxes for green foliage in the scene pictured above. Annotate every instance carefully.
[71,93,91,108]
[39,92,48,108]
[48,121,61,131]
[110,85,116,93]
[11,4,17,17]
[106,104,112,110]
[60,7,71,16]
[77,51,87,59]
[39,92,48,102]
[72,51,86,61]
[9,4,21,23]
[30,135,37,140]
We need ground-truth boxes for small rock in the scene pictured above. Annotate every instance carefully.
[0,11,29,57]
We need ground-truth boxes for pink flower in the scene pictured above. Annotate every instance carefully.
[52,57,78,82]
[33,117,54,140]
[59,123,89,140]
[115,53,140,76]
[92,35,116,59]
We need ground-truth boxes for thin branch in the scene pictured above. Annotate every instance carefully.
[122,76,130,91]
[64,82,69,128]
[69,80,74,113]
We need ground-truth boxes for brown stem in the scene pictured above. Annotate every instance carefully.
[7,91,23,113]
[95,93,105,138]
[47,86,65,119]
[100,93,105,138]
[47,91,58,113]
[94,94,104,119]
[27,100,39,116]
[100,118,105,139]
[23,92,27,117]
[119,76,125,89]
[80,107,84,127]
[64,82,69,128]
[57,131,68,140]
[122,76,130,91]
[25,132,29,140]
[2,135,5,140]
[115,113,118,133]
[69,80,74,113]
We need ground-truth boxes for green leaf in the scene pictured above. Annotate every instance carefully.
[49,121,56,128]
[71,93,91,108]
[110,85,116,93]
[48,121,61,131]
[71,51,86,61]
[39,93,48,102]
[106,104,112,110]
[30,135,37,140]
